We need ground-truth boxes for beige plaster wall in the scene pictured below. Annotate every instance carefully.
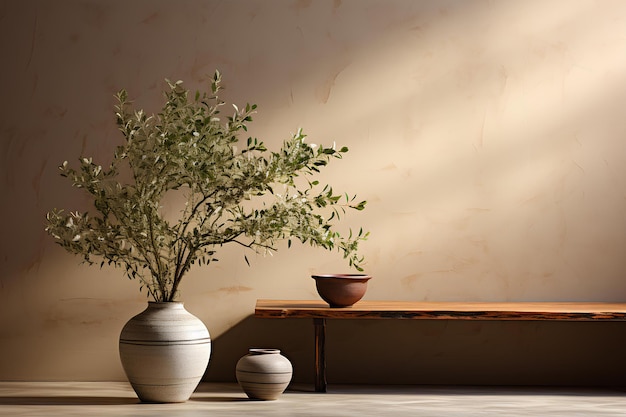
[1,0,626,384]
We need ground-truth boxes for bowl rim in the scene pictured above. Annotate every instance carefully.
[311,274,371,280]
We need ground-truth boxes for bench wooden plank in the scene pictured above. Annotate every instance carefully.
[254,300,626,392]
[255,300,626,321]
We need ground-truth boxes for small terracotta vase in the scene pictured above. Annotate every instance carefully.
[312,274,372,307]
[236,348,293,400]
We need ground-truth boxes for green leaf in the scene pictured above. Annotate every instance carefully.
[44,72,368,302]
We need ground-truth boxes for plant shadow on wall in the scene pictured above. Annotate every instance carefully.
[43,70,369,403]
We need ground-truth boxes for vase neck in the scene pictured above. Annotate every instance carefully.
[249,348,280,355]
[147,301,185,309]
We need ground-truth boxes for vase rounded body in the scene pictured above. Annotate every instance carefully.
[236,348,293,400]
[119,302,211,403]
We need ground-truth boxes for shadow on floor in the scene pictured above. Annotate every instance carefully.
[0,396,139,406]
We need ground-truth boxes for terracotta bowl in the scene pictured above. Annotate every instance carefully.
[311,274,372,308]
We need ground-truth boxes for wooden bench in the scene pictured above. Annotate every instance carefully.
[254,299,626,392]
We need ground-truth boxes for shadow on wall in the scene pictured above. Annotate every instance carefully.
[204,316,626,387]
[203,316,316,384]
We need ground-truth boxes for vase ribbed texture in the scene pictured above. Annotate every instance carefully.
[119,302,211,403]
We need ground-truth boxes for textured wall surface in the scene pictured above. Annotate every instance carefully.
[1,0,625,384]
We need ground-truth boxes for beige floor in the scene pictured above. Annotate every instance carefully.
[0,382,625,416]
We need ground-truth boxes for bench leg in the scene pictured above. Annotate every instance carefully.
[314,318,327,392]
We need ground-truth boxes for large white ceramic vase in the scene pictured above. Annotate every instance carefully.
[119,302,211,403]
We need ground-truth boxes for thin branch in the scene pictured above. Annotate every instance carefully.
[146,207,167,299]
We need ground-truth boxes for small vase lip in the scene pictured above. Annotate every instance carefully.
[249,348,281,355]
[311,273,371,281]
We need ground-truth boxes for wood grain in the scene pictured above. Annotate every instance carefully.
[313,318,326,392]
[255,300,626,321]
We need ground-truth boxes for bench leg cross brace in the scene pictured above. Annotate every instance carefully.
[314,318,327,392]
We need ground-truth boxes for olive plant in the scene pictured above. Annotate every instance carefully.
[45,71,368,302]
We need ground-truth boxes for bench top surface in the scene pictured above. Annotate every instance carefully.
[255,299,626,321]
